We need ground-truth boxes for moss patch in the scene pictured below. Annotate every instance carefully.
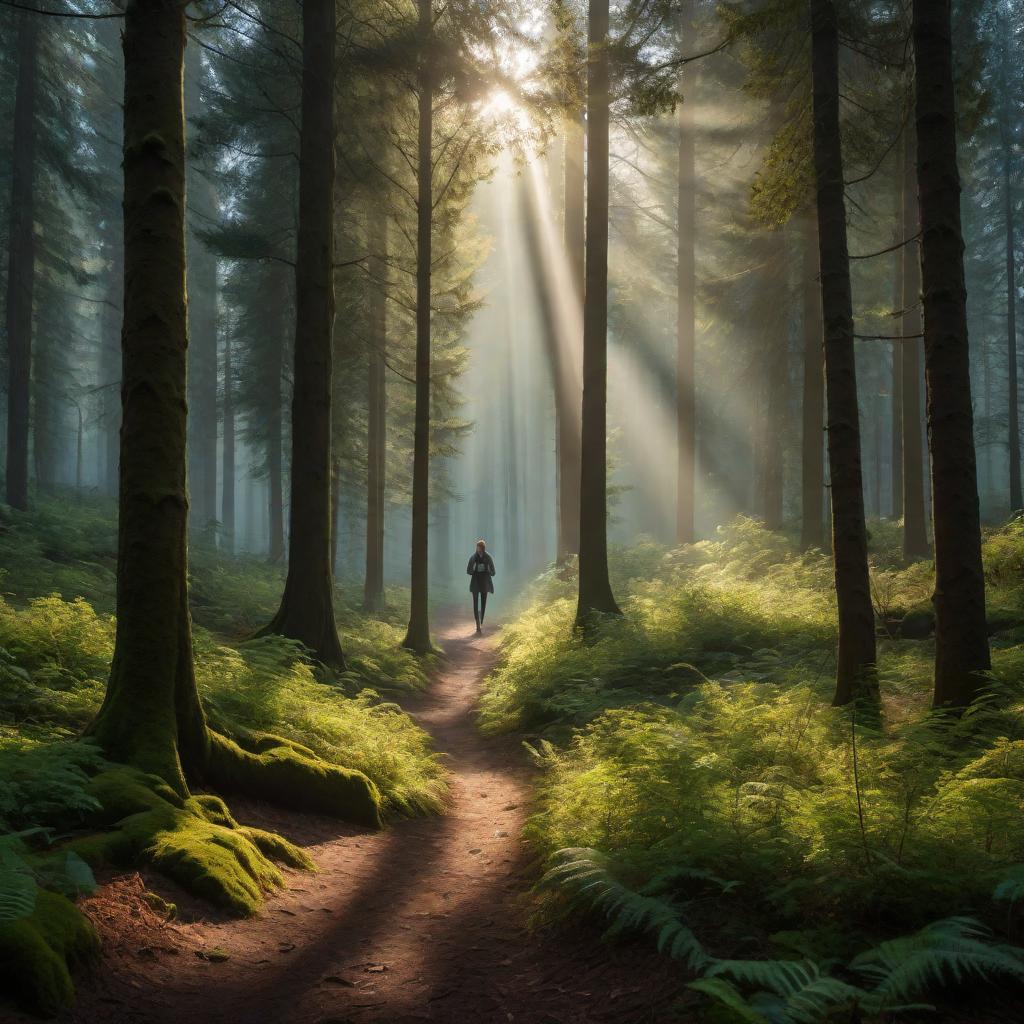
[71,766,314,917]
[0,889,99,1017]
[206,729,383,828]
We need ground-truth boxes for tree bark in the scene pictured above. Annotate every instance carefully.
[88,0,208,791]
[575,0,621,623]
[185,48,219,534]
[676,17,696,546]
[901,124,929,559]
[402,0,435,653]
[809,0,877,704]
[1000,18,1020,511]
[4,13,39,512]
[267,282,286,565]
[561,113,584,560]
[890,161,904,520]
[800,214,825,550]
[363,204,387,612]
[221,332,235,554]
[259,0,345,667]
[912,0,990,708]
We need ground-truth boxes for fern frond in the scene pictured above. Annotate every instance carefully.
[993,865,1024,904]
[852,916,1024,1004]
[541,848,709,970]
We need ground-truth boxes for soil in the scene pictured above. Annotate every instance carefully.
[5,615,692,1024]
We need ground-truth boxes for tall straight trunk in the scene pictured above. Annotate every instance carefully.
[809,0,877,704]
[403,0,434,653]
[4,14,39,511]
[362,212,387,609]
[676,44,697,545]
[221,332,235,554]
[89,0,207,790]
[185,50,219,533]
[1001,22,1020,511]
[267,280,286,564]
[259,0,345,667]
[901,125,929,559]
[891,165,904,519]
[800,215,826,550]
[560,114,584,560]
[761,322,786,531]
[912,0,990,708]
[575,0,621,623]
[364,206,387,612]
[100,229,123,497]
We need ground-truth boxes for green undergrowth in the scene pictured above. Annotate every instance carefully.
[486,517,1024,1021]
[0,494,446,1015]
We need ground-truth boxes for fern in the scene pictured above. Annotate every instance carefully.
[0,831,96,925]
[851,916,1024,1004]
[540,848,709,970]
[993,865,1024,905]
[0,834,39,923]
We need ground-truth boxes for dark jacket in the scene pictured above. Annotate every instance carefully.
[467,551,496,594]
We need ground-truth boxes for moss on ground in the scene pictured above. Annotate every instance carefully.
[206,729,383,827]
[0,889,100,1017]
[71,765,315,917]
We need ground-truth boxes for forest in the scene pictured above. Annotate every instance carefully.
[0,0,1022,1021]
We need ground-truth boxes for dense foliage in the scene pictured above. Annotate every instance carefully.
[485,518,1024,1017]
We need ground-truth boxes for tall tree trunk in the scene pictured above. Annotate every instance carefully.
[4,13,39,512]
[809,0,877,704]
[267,282,286,565]
[221,332,235,554]
[402,0,435,652]
[259,0,345,667]
[1001,19,1020,511]
[100,226,123,497]
[88,0,207,790]
[676,18,696,546]
[561,113,584,560]
[890,164,904,519]
[575,0,621,623]
[801,214,826,550]
[912,0,990,708]
[363,206,387,611]
[185,49,219,534]
[901,125,929,559]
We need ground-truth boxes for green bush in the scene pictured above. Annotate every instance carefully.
[488,517,1024,1017]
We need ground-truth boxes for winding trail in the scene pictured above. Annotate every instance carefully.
[48,615,687,1024]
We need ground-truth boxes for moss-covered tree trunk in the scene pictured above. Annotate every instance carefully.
[912,0,990,708]
[576,0,621,624]
[675,14,696,547]
[403,0,435,653]
[900,124,930,561]
[364,203,387,613]
[560,112,584,561]
[800,214,825,551]
[4,13,39,512]
[88,0,207,790]
[260,0,345,666]
[809,0,877,704]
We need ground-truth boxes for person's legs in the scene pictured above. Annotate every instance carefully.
[480,591,488,624]
[472,590,480,627]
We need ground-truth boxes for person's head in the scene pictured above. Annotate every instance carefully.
[476,539,486,554]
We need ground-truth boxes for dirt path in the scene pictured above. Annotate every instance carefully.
[37,615,687,1024]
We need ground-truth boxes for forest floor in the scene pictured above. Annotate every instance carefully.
[14,613,690,1024]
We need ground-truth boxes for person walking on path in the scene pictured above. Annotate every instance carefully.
[467,540,496,634]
